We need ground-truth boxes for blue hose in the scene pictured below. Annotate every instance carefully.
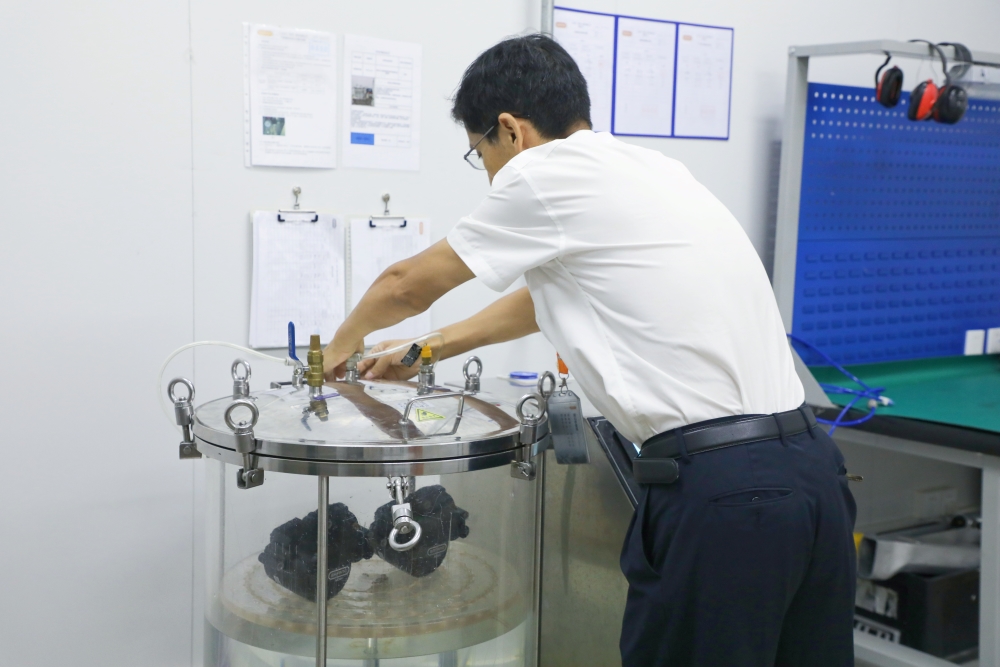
[787,333,891,435]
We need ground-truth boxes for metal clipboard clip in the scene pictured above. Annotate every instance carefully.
[277,186,319,223]
[369,193,407,228]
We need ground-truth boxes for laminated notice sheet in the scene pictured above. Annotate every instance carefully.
[553,8,615,133]
[249,211,345,348]
[342,35,422,171]
[673,24,734,139]
[244,24,337,168]
[349,218,431,343]
[613,17,677,137]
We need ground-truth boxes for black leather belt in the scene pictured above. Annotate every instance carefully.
[633,406,817,484]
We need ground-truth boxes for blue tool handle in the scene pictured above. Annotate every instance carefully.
[288,322,299,361]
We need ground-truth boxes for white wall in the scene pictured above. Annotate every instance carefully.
[0,1,195,665]
[3,0,999,665]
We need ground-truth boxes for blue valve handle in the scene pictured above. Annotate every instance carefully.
[288,322,299,361]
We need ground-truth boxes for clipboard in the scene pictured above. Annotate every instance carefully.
[249,209,346,348]
[348,200,431,342]
[246,191,430,348]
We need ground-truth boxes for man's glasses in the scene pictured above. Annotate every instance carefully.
[463,124,496,170]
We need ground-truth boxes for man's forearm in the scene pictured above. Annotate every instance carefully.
[337,239,477,347]
[338,262,426,344]
[435,287,540,361]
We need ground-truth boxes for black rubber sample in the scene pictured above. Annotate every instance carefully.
[369,485,471,577]
[258,502,373,601]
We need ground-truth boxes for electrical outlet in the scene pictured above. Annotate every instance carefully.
[914,487,958,519]
[987,328,1000,354]
[964,330,986,355]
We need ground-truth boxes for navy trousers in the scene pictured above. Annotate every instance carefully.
[620,422,857,667]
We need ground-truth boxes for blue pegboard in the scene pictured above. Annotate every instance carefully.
[791,83,1000,365]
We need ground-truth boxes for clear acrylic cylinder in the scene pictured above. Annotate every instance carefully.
[203,459,539,667]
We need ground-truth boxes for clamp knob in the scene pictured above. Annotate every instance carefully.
[463,356,482,393]
[536,371,556,399]
[225,399,263,489]
[168,377,195,426]
[224,399,259,453]
[168,377,201,459]
[231,359,251,399]
[512,393,547,481]
[388,504,424,552]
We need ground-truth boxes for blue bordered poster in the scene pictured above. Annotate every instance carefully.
[554,7,734,140]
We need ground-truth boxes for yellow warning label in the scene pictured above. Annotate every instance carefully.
[415,408,445,422]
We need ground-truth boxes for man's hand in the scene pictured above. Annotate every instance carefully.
[323,334,365,381]
[323,240,475,380]
[356,339,430,381]
[353,287,540,382]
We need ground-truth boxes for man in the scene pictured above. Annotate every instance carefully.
[325,34,856,667]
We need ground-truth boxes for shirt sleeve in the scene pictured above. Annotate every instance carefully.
[447,166,563,292]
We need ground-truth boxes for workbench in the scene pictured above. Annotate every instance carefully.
[813,355,1000,667]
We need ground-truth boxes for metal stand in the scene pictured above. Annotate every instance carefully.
[772,45,1000,665]
[531,453,546,667]
[316,475,329,667]
[363,637,379,666]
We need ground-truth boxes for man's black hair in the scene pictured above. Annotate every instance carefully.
[452,34,591,141]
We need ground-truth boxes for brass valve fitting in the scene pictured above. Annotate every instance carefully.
[307,335,324,389]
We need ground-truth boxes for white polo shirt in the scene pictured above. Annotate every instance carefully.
[448,130,803,445]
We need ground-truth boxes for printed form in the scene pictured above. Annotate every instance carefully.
[613,18,677,136]
[553,8,615,133]
[342,35,422,171]
[249,212,345,348]
[673,25,734,139]
[244,24,337,168]
[349,218,431,343]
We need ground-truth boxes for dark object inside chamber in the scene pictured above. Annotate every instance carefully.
[370,485,471,577]
[258,502,373,601]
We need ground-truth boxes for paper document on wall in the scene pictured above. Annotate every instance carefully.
[613,18,677,136]
[553,8,615,133]
[342,35,422,171]
[673,24,734,139]
[244,23,337,168]
[349,218,431,343]
[250,211,345,348]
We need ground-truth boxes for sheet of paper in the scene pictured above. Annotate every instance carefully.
[341,35,421,171]
[349,218,431,343]
[249,211,345,348]
[672,24,734,139]
[553,8,616,133]
[613,18,677,136]
[244,24,337,168]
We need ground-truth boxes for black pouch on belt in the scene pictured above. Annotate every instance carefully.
[633,457,681,484]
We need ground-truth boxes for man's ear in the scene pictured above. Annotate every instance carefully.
[496,112,523,150]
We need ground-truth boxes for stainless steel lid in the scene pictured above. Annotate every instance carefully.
[193,380,522,468]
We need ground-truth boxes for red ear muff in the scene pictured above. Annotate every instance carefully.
[907,80,938,121]
[876,66,904,107]
[933,84,968,124]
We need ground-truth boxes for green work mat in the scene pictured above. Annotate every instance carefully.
[809,355,1000,434]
